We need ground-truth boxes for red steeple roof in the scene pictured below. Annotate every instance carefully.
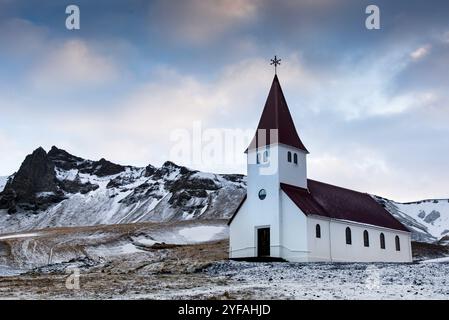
[247,75,308,153]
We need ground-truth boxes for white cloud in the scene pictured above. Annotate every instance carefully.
[410,45,431,61]
[28,39,119,90]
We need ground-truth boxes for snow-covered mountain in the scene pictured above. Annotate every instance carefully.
[0,147,245,234]
[0,146,448,244]
[375,196,449,243]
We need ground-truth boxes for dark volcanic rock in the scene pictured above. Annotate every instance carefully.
[424,210,441,224]
[88,158,125,177]
[0,147,64,212]
[144,164,156,177]
[152,161,192,180]
[48,146,84,171]
[60,176,99,194]
[221,174,245,185]
[48,146,126,177]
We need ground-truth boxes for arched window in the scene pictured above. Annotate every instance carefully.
[287,151,292,162]
[363,230,369,247]
[293,153,298,164]
[345,227,352,245]
[395,236,401,251]
[263,150,268,163]
[380,233,386,249]
[316,224,321,238]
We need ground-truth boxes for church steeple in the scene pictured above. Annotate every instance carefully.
[248,74,309,153]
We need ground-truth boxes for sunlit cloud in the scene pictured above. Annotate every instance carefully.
[410,45,431,61]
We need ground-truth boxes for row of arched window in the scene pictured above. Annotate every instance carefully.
[256,150,300,165]
[315,224,401,251]
[256,150,270,164]
[287,151,298,165]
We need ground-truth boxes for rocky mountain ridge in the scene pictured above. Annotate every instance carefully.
[0,146,245,233]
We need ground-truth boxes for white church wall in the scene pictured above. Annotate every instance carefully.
[241,148,283,257]
[229,200,255,258]
[329,220,412,262]
[279,191,309,262]
[277,144,308,189]
[306,216,332,262]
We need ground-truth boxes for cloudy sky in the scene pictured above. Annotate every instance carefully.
[0,0,448,201]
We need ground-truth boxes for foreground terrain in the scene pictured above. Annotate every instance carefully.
[1,220,449,300]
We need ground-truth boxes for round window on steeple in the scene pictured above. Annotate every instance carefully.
[258,189,267,200]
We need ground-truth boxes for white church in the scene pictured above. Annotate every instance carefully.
[228,70,412,263]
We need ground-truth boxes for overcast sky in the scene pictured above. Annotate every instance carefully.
[0,0,448,201]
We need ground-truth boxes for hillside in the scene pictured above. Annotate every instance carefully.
[375,196,449,243]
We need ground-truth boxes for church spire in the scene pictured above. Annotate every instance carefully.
[247,72,309,153]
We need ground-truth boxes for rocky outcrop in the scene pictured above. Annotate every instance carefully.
[0,147,129,213]
[48,146,126,177]
[0,147,64,213]
[424,210,441,224]
[47,146,84,171]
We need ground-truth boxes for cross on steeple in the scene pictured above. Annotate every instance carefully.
[270,55,281,74]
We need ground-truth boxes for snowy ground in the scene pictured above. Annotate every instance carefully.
[202,261,449,300]
[1,220,449,300]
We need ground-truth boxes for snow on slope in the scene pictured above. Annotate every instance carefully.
[0,176,7,192]
[375,196,449,243]
[395,200,449,239]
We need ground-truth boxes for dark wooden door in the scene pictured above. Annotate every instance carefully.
[257,228,270,257]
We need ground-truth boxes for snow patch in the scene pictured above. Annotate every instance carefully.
[87,243,143,257]
[0,232,40,240]
[178,226,226,243]
[36,192,56,198]
[421,256,449,263]
[134,238,158,246]
[55,168,79,181]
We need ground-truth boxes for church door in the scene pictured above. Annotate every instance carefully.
[257,227,270,257]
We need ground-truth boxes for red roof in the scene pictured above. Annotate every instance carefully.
[281,181,409,232]
[229,180,409,232]
[247,75,308,153]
